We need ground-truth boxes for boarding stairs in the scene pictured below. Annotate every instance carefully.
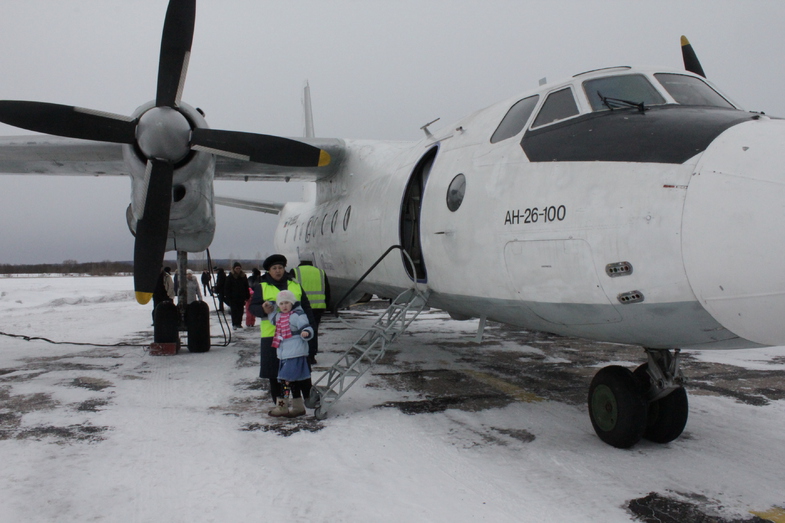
[308,286,431,420]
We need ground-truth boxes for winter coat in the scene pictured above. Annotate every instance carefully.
[184,277,202,304]
[249,274,313,320]
[152,271,172,302]
[224,271,250,305]
[214,270,227,295]
[269,303,313,360]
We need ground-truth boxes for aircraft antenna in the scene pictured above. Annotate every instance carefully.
[420,118,440,138]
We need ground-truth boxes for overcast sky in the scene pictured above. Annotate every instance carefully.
[1,0,784,265]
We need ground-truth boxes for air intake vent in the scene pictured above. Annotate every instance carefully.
[618,291,644,304]
[606,261,633,277]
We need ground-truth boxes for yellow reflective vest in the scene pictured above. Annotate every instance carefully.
[293,265,327,310]
[260,280,304,338]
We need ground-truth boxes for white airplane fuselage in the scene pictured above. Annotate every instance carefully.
[275,67,785,352]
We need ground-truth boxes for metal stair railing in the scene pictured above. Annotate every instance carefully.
[306,245,429,420]
[308,286,430,420]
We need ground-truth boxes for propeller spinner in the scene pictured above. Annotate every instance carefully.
[0,0,330,305]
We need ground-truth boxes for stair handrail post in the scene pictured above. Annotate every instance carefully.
[332,245,420,315]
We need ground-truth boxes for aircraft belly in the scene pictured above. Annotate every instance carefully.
[424,291,747,349]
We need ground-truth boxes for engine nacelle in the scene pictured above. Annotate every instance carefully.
[124,101,216,253]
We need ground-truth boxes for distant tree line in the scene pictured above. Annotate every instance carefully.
[1,258,264,276]
[0,260,134,276]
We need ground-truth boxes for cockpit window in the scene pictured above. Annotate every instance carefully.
[490,95,539,143]
[491,95,540,143]
[654,73,734,108]
[583,74,666,112]
[531,88,579,128]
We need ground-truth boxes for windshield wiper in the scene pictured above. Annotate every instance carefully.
[597,91,646,113]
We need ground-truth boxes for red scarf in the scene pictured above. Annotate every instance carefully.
[272,311,292,348]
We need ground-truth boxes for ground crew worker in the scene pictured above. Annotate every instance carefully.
[292,259,330,365]
[249,254,315,408]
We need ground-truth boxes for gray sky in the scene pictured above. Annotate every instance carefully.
[1,0,784,264]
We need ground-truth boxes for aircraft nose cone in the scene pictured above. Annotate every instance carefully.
[682,118,785,346]
[136,106,191,162]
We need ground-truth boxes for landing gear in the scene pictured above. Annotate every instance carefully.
[186,301,211,353]
[588,348,688,448]
[588,366,647,448]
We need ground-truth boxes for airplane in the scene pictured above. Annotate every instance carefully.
[1,0,784,449]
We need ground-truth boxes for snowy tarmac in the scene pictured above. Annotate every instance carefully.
[1,275,784,522]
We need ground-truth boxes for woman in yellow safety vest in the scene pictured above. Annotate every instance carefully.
[249,254,315,415]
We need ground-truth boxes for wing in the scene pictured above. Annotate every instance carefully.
[213,196,283,215]
[0,135,126,176]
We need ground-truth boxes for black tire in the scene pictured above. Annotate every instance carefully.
[633,364,689,444]
[588,365,647,449]
[186,301,211,353]
[153,301,179,344]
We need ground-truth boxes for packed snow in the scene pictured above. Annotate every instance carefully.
[1,275,784,522]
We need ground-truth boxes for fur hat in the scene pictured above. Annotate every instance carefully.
[232,261,241,269]
[276,290,296,307]
[263,254,287,271]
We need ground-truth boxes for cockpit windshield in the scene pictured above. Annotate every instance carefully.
[654,73,734,108]
[583,74,666,112]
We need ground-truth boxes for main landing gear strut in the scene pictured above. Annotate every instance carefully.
[588,348,688,448]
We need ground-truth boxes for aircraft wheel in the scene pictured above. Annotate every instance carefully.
[186,301,211,353]
[634,364,689,444]
[154,301,179,344]
[588,365,647,448]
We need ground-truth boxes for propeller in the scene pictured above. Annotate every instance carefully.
[680,35,706,78]
[0,0,331,305]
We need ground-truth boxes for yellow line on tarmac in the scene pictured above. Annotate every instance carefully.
[461,370,544,403]
[751,506,785,522]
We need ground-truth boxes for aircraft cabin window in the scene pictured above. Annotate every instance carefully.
[654,73,734,108]
[490,95,539,143]
[583,74,666,112]
[446,174,466,212]
[343,206,351,231]
[531,88,579,128]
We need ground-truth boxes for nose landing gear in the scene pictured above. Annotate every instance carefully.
[588,348,688,448]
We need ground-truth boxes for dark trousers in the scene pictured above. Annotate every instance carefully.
[308,309,324,357]
[229,300,244,327]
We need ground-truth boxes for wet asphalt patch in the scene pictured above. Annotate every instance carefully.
[628,492,772,523]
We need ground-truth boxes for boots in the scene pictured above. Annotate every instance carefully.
[268,397,289,417]
[287,397,306,418]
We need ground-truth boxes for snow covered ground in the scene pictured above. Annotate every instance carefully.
[1,276,784,522]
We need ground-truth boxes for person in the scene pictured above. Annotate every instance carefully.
[224,262,250,330]
[245,286,256,328]
[213,267,227,312]
[267,290,313,417]
[292,259,330,365]
[183,269,203,304]
[248,267,262,288]
[201,269,213,296]
[249,254,314,408]
[151,266,175,324]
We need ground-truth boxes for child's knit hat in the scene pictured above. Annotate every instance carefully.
[276,290,296,307]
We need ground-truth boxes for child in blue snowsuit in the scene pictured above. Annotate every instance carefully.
[267,290,314,417]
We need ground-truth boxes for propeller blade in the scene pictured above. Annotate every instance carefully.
[680,35,706,78]
[156,0,196,107]
[133,159,174,304]
[0,100,137,143]
[190,128,331,167]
